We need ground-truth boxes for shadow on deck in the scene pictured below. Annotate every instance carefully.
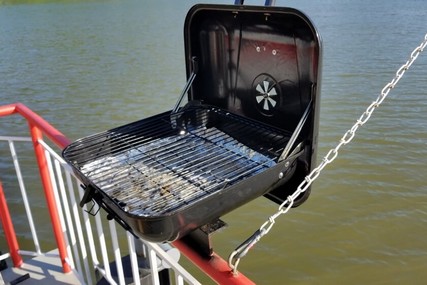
[0,249,81,285]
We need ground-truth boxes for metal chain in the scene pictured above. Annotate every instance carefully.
[229,33,427,274]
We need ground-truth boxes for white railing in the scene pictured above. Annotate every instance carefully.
[0,134,201,285]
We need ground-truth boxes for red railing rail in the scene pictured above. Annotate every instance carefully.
[0,102,255,284]
[173,240,255,285]
[0,103,71,273]
[0,182,23,268]
[0,103,71,148]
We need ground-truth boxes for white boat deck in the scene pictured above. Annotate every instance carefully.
[0,250,81,285]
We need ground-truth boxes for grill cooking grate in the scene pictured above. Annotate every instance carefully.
[66,106,291,217]
[81,127,275,216]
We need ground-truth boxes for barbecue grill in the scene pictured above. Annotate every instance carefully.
[62,3,322,242]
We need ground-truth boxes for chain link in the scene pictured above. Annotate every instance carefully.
[229,33,427,273]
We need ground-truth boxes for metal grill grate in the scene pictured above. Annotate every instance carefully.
[66,106,291,217]
[81,127,273,215]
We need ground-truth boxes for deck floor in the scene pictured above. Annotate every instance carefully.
[0,249,82,285]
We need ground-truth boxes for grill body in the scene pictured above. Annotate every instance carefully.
[63,4,321,242]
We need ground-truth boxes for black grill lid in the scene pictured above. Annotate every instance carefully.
[184,4,321,132]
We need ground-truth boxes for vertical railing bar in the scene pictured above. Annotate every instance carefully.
[127,232,141,285]
[94,213,116,284]
[44,148,75,269]
[77,182,102,271]
[67,174,92,284]
[174,272,184,285]
[109,220,126,285]
[53,158,79,272]
[8,140,41,254]
[147,246,160,285]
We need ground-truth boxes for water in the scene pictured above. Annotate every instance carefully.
[1,0,427,284]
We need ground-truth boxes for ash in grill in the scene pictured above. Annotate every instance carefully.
[63,4,321,242]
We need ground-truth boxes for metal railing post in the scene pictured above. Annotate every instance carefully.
[0,182,23,268]
[28,122,71,273]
